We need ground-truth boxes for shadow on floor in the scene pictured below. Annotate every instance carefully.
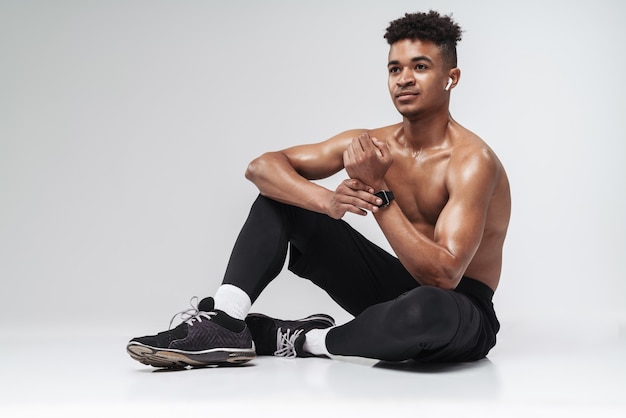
[373,357,493,374]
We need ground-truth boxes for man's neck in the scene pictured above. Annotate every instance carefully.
[400,112,452,151]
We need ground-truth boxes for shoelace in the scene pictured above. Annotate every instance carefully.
[168,296,216,329]
[274,327,304,358]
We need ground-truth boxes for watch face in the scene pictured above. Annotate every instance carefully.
[375,191,390,207]
[374,190,394,207]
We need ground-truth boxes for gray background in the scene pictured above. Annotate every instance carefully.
[1,0,624,336]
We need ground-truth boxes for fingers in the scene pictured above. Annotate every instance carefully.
[352,133,388,159]
[339,178,381,209]
[328,177,385,219]
[356,133,368,151]
[344,133,392,192]
[355,132,373,153]
[344,178,374,194]
[344,135,372,168]
[371,136,390,157]
[344,205,368,217]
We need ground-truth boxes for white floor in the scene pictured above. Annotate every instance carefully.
[1,319,625,418]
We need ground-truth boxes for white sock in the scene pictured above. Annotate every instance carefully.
[213,284,251,320]
[303,327,333,357]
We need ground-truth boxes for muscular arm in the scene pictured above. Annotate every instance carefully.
[374,149,500,289]
[245,129,381,218]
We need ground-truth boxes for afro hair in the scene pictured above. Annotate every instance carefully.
[384,11,463,68]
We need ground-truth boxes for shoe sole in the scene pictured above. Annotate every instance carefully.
[127,342,256,369]
[246,313,336,327]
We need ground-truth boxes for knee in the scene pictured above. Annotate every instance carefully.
[248,195,292,225]
[386,286,458,339]
[251,194,304,222]
[252,194,282,211]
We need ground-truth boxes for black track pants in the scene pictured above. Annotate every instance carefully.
[223,195,499,362]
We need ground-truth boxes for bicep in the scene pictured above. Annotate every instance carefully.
[282,129,365,180]
[434,152,498,272]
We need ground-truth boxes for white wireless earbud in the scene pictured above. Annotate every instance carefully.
[445,78,453,91]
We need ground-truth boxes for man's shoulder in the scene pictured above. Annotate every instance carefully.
[326,124,401,144]
[446,124,506,183]
[449,123,500,162]
[364,123,403,139]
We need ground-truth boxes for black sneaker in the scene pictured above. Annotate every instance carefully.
[126,297,256,368]
[245,313,335,358]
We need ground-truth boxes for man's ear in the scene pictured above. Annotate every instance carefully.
[446,68,461,91]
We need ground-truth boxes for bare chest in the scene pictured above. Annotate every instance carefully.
[384,152,450,227]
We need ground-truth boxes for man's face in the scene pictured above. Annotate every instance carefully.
[387,39,449,119]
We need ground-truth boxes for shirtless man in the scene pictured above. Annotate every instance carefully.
[127,10,511,368]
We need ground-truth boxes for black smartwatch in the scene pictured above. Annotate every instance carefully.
[374,190,394,208]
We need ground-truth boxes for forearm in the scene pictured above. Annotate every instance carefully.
[245,151,334,215]
[373,204,462,289]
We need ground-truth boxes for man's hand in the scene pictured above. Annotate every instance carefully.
[343,132,393,190]
[327,178,382,219]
